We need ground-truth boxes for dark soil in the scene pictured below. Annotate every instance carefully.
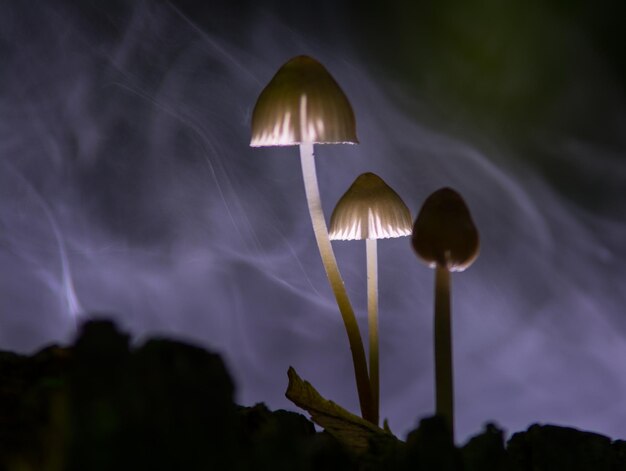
[1,320,624,470]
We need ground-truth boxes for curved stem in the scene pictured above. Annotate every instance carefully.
[434,264,454,439]
[366,238,379,425]
[299,142,374,424]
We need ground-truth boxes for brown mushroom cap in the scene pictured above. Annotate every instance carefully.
[250,55,358,147]
[329,172,412,240]
[411,187,479,272]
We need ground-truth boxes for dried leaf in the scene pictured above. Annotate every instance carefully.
[285,366,398,453]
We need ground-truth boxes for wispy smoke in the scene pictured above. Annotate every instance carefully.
[1,1,625,443]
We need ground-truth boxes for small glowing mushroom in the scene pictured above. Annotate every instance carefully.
[411,187,479,439]
[329,172,412,425]
[251,56,375,423]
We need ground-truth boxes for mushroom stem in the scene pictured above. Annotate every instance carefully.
[434,263,454,438]
[299,142,374,424]
[366,237,380,425]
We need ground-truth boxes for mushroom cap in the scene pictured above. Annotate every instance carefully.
[411,187,479,272]
[329,172,412,240]
[250,55,358,147]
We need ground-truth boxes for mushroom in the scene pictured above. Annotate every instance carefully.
[411,187,479,439]
[251,56,374,423]
[329,172,412,425]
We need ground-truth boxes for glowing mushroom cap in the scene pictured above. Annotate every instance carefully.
[411,187,479,272]
[329,172,412,241]
[250,55,358,147]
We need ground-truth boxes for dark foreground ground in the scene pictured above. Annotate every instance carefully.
[1,320,624,470]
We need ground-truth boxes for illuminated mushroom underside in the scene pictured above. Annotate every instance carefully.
[330,172,412,425]
[251,55,375,423]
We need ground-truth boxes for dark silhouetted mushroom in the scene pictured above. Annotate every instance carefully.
[411,187,479,439]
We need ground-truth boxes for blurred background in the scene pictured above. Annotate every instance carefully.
[1,0,625,443]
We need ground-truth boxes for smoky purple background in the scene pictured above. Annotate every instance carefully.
[1,1,625,443]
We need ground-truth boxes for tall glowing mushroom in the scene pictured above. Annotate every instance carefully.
[329,172,412,425]
[411,187,479,439]
[250,56,374,423]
